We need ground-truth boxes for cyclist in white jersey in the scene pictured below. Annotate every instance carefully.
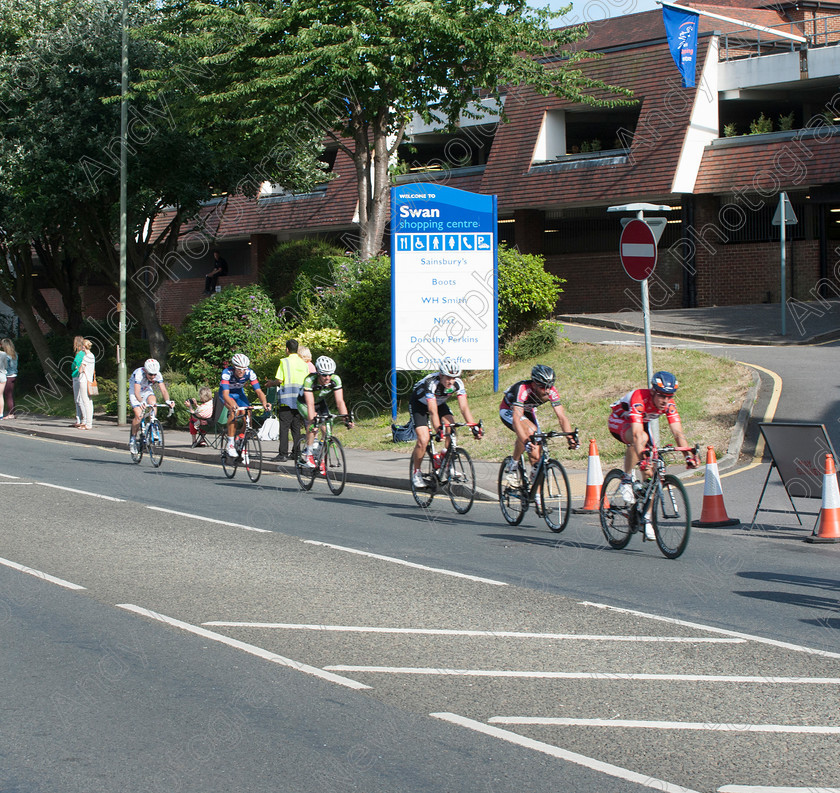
[129,358,174,453]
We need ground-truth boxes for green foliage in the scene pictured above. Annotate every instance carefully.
[497,245,564,340]
[260,238,345,308]
[296,327,347,359]
[335,257,391,385]
[170,285,281,383]
[723,122,738,137]
[778,112,795,131]
[749,113,773,135]
[502,320,563,360]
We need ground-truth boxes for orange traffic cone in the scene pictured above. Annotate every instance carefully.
[806,454,840,543]
[692,446,740,528]
[573,438,603,514]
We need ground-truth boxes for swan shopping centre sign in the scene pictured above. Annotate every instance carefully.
[390,183,498,402]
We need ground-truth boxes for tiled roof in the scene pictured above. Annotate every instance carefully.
[481,38,709,209]
[694,132,840,192]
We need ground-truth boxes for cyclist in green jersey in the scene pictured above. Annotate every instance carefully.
[296,356,353,467]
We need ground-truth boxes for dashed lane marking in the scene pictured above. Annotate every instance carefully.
[432,712,702,793]
[116,604,369,690]
[0,556,86,590]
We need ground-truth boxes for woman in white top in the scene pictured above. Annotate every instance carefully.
[76,339,96,430]
[0,343,7,419]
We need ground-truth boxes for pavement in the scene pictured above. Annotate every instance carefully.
[1,302,834,500]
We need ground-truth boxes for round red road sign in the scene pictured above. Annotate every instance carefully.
[620,219,657,281]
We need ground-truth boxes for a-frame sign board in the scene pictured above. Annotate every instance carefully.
[751,422,838,529]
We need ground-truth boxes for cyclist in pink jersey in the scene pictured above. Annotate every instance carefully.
[499,364,578,484]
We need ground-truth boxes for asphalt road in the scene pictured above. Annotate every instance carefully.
[2,431,839,792]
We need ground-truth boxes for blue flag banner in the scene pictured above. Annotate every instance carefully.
[663,5,698,88]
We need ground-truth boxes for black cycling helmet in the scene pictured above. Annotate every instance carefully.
[651,370,679,395]
[530,364,556,388]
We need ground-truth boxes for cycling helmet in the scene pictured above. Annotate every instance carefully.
[438,359,461,378]
[530,364,556,388]
[143,358,161,376]
[651,370,679,395]
[315,355,336,375]
[231,353,250,369]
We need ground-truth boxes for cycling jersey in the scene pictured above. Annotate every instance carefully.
[220,366,261,392]
[608,388,680,437]
[410,374,466,410]
[129,366,163,393]
[499,380,562,412]
[298,373,343,405]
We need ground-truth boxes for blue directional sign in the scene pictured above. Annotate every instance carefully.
[390,183,498,416]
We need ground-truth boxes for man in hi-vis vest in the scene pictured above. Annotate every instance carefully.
[266,339,309,461]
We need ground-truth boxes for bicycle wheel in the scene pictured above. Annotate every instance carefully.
[130,432,143,464]
[294,437,316,491]
[147,420,165,468]
[599,469,634,549]
[447,448,475,514]
[221,437,238,479]
[410,454,436,508]
[243,429,262,483]
[498,456,527,526]
[541,459,571,532]
[653,474,691,559]
[324,437,347,495]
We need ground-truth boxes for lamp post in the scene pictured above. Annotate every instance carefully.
[118,0,128,424]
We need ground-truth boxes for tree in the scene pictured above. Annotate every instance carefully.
[0,0,320,374]
[146,0,633,258]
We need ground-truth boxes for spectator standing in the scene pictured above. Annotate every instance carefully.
[76,339,96,430]
[298,345,317,374]
[71,335,85,427]
[1,338,18,418]
[265,339,308,462]
[0,341,6,419]
[204,250,228,295]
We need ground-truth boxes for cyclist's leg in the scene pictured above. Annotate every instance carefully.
[129,390,149,437]
[523,411,541,468]
[409,400,430,473]
[439,405,454,452]
[226,391,248,450]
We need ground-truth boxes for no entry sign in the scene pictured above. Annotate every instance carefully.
[620,219,657,281]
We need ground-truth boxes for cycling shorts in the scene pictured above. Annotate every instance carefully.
[409,398,452,430]
[297,399,330,421]
[499,407,539,433]
[224,389,250,409]
[129,388,155,409]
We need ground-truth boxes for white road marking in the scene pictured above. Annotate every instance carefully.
[0,556,86,590]
[432,712,702,793]
[719,787,840,792]
[303,540,508,586]
[115,604,369,690]
[489,717,840,734]
[146,505,271,533]
[37,482,125,502]
[323,666,840,682]
[0,472,21,479]
[202,621,745,643]
[580,601,840,660]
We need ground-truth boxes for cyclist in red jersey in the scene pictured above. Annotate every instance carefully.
[608,370,699,536]
[499,364,578,485]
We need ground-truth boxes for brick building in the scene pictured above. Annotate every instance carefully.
[147,0,840,325]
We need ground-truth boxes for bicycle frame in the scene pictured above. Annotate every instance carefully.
[631,441,698,522]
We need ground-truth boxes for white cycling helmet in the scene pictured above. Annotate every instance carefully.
[439,359,461,378]
[231,353,250,369]
[143,358,161,376]
[315,355,336,375]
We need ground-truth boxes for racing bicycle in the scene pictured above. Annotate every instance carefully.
[599,442,699,559]
[294,412,351,495]
[221,406,264,483]
[498,429,577,531]
[130,404,172,468]
[410,421,481,514]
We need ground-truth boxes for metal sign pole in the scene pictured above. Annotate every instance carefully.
[780,194,787,337]
[636,209,655,386]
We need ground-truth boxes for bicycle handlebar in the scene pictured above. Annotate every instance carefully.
[529,428,579,445]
